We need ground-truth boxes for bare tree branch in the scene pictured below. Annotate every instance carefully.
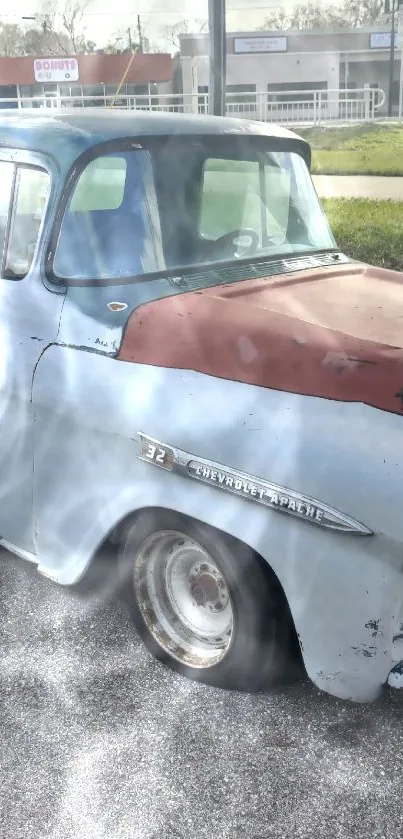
[261,0,388,29]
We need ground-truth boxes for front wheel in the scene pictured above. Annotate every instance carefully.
[118,511,296,690]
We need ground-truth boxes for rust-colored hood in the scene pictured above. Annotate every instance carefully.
[118,262,403,416]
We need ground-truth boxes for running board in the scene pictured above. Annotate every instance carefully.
[0,539,61,583]
[0,538,38,566]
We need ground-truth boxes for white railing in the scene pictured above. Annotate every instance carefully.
[224,88,386,124]
[0,87,386,125]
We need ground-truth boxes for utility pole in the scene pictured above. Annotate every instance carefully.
[386,0,398,117]
[208,0,226,116]
[128,28,133,52]
[137,15,144,53]
[399,2,403,118]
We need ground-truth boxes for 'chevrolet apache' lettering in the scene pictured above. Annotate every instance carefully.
[138,433,371,535]
[188,462,324,523]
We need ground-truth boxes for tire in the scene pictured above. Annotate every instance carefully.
[118,509,296,691]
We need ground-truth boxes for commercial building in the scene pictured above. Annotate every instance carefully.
[0,52,174,108]
[180,26,403,117]
[1,27,401,120]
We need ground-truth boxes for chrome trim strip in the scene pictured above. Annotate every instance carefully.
[137,433,373,536]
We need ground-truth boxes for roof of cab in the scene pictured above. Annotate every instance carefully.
[0,108,307,172]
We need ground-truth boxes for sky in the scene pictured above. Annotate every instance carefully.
[0,0,294,50]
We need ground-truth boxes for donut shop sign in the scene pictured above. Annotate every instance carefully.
[34,57,79,83]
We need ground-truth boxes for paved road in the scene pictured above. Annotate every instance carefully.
[2,549,403,839]
[313,174,403,201]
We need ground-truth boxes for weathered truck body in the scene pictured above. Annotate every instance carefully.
[0,109,402,703]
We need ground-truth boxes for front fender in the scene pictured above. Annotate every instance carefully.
[32,345,403,701]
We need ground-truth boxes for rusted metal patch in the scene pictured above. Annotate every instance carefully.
[107,301,128,312]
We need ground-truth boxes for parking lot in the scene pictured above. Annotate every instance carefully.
[1,548,403,839]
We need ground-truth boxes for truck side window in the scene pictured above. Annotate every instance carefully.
[4,166,50,279]
[0,161,14,269]
[69,155,127,211]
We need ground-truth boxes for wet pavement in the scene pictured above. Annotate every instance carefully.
[1,548,403,839]
[313,174,403,201]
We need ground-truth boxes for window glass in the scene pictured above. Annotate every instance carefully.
[226,84,257,113]
[200,159,260,239]
[0,161,14,265]
[267,81,328,106]
[19,85,36,97]
[53,150,164,280]
[264,163,292,241]
[52,140,335,284]
[126,84,149,96]
[105,85,120,96]
[198,85,209,113]
[4,167,50,279]
[199,151,334,254]
[199,157,292,245]
[69,156,127,211]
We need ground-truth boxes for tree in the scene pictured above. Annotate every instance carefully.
[102,27,151,55]
[345,0,387,26]
[0,20,72,56]
[0,23,27,56]
[261,0,388,30]
[39,0,96,54]
[60,0,93,53]
[0,4,96,58]
[166,17,207,51]
[23,25,71,56]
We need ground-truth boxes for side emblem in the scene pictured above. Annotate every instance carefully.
[137,433,372,536]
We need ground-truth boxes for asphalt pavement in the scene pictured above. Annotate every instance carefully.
[2,548,403,839]
[313,174,403,201]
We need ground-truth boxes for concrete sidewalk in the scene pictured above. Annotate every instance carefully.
[313,174,403,201]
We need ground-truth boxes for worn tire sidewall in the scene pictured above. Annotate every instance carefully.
[118,509,289,690]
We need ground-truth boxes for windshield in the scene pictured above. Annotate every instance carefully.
[52,136,336,284]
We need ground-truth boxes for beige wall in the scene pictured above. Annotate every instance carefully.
[180,28,393,57]
[182,51,340,96]
[180,27,400,113]
[181,27,401,110]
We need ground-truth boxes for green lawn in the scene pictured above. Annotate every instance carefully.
[296,124,403,176]
[324,198,403,271]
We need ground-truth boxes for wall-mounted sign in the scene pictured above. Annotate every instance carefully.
[34,57,79,83]
[370,32,398,49]
[234,36,287,54]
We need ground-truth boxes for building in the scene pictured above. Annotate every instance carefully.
[180,26,403,118]
[1,28,400,121]
[0,52,174,109]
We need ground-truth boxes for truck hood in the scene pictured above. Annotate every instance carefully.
[118,261,403,416]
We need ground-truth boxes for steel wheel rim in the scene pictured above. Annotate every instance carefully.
[133,529,234,668]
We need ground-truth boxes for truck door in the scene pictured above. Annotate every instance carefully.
[0,151,65,555]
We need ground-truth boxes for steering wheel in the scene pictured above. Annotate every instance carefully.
[210,228,260,259]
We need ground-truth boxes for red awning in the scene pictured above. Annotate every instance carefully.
[0,53,173,85]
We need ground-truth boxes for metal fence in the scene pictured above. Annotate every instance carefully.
[0,87,387,125]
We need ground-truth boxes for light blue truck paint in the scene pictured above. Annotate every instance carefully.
[0,109,402,702]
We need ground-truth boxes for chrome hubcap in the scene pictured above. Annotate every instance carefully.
[133,530,233,668]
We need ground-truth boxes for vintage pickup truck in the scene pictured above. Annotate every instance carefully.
[0,108,402,703]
